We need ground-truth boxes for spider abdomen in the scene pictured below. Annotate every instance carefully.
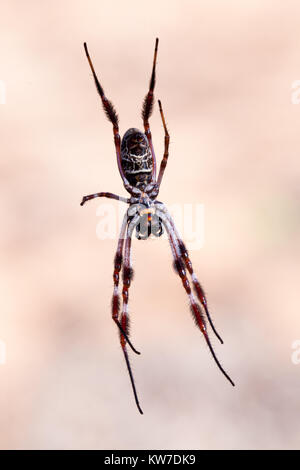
[121,128,153,189]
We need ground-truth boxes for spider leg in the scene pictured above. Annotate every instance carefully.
[156,100,170,189]
[123,348,143,415]
[142,38,159,183]
[120,214,143,414]
[80,192,130,206]
[177,239,224,344]
[84,43,140,198]
[156,202,223,344]
[112,212,140,355]
[157,210,234,387]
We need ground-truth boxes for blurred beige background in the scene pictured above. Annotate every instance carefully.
[1,0,300,450]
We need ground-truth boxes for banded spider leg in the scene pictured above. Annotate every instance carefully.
[145,99,169,199]
[142,37,159,184]
[112,211,141,355]
[156,202,224,344]
[83,42,141,199]
[155,206,235,387]
[119,212,143,414]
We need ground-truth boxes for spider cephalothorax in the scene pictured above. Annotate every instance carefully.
[128,203,164,240]
[81,38,234,415]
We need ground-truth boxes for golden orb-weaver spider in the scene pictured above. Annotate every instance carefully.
[81,38,235,414]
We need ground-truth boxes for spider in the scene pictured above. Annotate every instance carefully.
[81,38,235,414]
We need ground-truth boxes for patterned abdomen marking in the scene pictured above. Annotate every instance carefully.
[121,128,153,189]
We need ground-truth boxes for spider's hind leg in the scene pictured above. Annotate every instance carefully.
[156,99,170,190]
[142,38,159,183]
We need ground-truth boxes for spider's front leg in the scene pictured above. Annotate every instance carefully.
[119,213,143,414]
[177,239,224,344]
[156,208,235,387]
[156,202,223,344]
[111,212,140,355]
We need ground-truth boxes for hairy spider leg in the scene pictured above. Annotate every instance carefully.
[120,214,143,414]
[80,192,129,206]
[156,100,170,189]
[142,38,159,184]
[84,43,140,198]
[156,203,223,344]
[177,239,224,344]
[112,212,140,355]
[156,210,235,387]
